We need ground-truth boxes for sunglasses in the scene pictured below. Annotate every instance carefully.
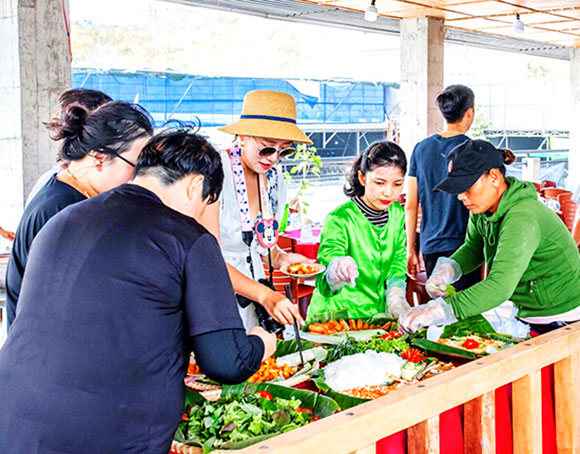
[249,137,295,158]
[258,145,296,158]
[115,154,136,167]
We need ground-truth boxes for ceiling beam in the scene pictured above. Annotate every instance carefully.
[163,0,571,60]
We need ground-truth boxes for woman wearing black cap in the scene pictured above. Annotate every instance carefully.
[400,139,580,334]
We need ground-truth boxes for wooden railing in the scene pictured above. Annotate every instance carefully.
[230,322,580,454]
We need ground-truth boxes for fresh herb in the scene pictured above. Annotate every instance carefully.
[179,393,313,452]
[326,336,360,363]
[359,335,409,354]
[326,334,410,363]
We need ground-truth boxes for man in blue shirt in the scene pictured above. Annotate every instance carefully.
[406,85,481,290]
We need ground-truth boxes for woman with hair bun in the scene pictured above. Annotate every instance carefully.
[5,101,154,328]
[400,139,580,334]
[307,141,409,320]
[26,88,113,205]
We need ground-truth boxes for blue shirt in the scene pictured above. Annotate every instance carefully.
[408,134,471,254]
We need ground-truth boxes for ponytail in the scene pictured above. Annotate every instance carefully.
[502,148,516,165]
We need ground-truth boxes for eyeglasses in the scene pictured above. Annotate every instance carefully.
[115,154,136,168]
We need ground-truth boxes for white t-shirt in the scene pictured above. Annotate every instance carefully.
[218,150,287,331]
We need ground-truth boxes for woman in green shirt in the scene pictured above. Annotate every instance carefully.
[400,139,580,334]
[307,141,410,320]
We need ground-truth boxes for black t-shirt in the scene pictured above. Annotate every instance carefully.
[5,175,86,326]
[408,134,471,254]
[0,184,245,454]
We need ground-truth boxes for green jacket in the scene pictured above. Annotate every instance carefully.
[448,177,580,319]
[308,200,407,319]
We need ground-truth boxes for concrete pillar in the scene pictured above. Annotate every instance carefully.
[523,157,541,182]
[0,0,71,228]
[570,48,580,189]
[399,17,444,158]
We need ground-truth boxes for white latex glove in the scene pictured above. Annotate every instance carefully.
[385,278,411,318]
[399,297,458,333]
[326,256,359,292]
[426,257,462,298]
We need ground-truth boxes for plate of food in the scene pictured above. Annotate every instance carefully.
[280,262,325,278]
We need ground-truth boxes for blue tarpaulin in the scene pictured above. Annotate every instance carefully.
[72,69,399,128]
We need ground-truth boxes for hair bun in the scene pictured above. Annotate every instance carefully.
[502,148,516,165]
[59,106,89,139]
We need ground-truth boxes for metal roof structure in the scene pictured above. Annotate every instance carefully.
[167,0,572,60]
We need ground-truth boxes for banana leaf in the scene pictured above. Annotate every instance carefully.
[311,371,369,410]
[440,315,496,339]
[184,386,207,408]
[177,383,340,452]
[220,433,278,450]
[304,309,397,332]
[303,308,349,330]
[222,382,341,418]
[274,338,318,357]
[411,338,477,359]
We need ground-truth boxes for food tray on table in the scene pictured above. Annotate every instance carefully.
[299,309,396,345]
[185,339,323,393]
[173,382,340,453]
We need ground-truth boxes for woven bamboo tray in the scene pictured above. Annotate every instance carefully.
[170,440,202,454]
[184,365,316,393]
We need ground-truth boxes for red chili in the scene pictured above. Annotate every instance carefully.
[463,339,480,349]
[381,331,403,340]
[181,413,188,421]
[401,348,427,363]
[256,390,273,400]
[296,407,313,415]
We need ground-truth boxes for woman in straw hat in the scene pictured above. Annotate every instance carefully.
[198,90,315,330]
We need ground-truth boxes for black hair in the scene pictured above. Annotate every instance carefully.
[133,127,224,204]
[344,141,407,198]
[58,101,154,162]
[436,85,475,124]
[45,88,113,140]
[486,148,516,176]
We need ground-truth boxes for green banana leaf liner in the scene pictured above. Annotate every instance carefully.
[411,338,478,360]
[175,382,341,452]
[303,308,397,332]
[310,370,370,410]
[274,338,318,357]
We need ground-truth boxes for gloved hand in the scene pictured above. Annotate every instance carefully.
[426,257,462,298]
[385,278,411,318]
[398,297,458,333]
[326,256,359,292]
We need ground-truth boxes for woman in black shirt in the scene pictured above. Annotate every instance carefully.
[0,129,274,454]
[5,100,153,327]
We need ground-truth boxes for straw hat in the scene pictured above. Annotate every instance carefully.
[218,90,312,145]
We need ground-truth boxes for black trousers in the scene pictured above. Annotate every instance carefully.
[423,249,481,292]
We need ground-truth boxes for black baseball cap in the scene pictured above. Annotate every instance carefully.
[434,139,505,194]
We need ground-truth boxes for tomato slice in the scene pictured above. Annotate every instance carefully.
[463,339,480,349]
[296,407,313,415]
[256,390,273,400]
